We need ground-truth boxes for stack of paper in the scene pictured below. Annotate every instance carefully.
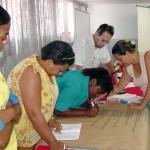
[107,93,143,104]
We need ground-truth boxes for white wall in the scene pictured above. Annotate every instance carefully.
[88,3,150,39]
[87,3,150,63]
[137,6,150,51]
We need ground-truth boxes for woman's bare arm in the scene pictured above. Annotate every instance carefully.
[20,66,64,149]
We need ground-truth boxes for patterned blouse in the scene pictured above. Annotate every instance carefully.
[7,55,58,147]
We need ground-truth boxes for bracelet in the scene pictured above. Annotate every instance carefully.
[111,71,117,75]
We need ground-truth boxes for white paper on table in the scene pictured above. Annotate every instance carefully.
[107,93,143,103]
[52,123,82,140]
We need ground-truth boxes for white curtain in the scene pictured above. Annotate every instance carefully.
[137,6,150,52]
[0,0,64,77]
[0,0,87,77]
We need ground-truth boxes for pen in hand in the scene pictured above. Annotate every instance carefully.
[91,102,96,107]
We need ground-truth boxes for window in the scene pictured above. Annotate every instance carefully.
[61,0,74,43]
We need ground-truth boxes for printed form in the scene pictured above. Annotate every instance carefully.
[52,123,82,140]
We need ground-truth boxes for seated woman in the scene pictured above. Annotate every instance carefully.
[111,40,150,110]
[54,67,113,117]
[7,40,75,150]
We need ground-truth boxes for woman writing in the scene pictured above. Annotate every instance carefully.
[54,67,113,117]
[7,40,75,150]
[112,40,150,110]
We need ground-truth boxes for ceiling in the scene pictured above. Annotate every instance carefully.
[75,0,150,4]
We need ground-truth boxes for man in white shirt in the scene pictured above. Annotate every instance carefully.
[72,24,116,77]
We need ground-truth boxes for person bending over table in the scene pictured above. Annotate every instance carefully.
[111,40,150,110]
[7,40,75,150]
[54,67,113,117]
[72,23,117,83]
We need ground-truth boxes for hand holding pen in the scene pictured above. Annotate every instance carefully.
[91,101,96,107]
[85,101,99,117]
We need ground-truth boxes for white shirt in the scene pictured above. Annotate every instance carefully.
[72,35,111,68]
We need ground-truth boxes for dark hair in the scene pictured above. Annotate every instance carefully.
[41,40,75,66]
[112,40,137,55]
[97,23,114,36]
[82,67,113,96]
[0,6,11,26]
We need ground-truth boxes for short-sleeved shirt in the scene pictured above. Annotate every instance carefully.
[72,35,111,68]
[55,70,89,111]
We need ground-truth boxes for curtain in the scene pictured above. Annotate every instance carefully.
[0,0,87,77]
[137,6,150,52]
[0,0,64,77]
